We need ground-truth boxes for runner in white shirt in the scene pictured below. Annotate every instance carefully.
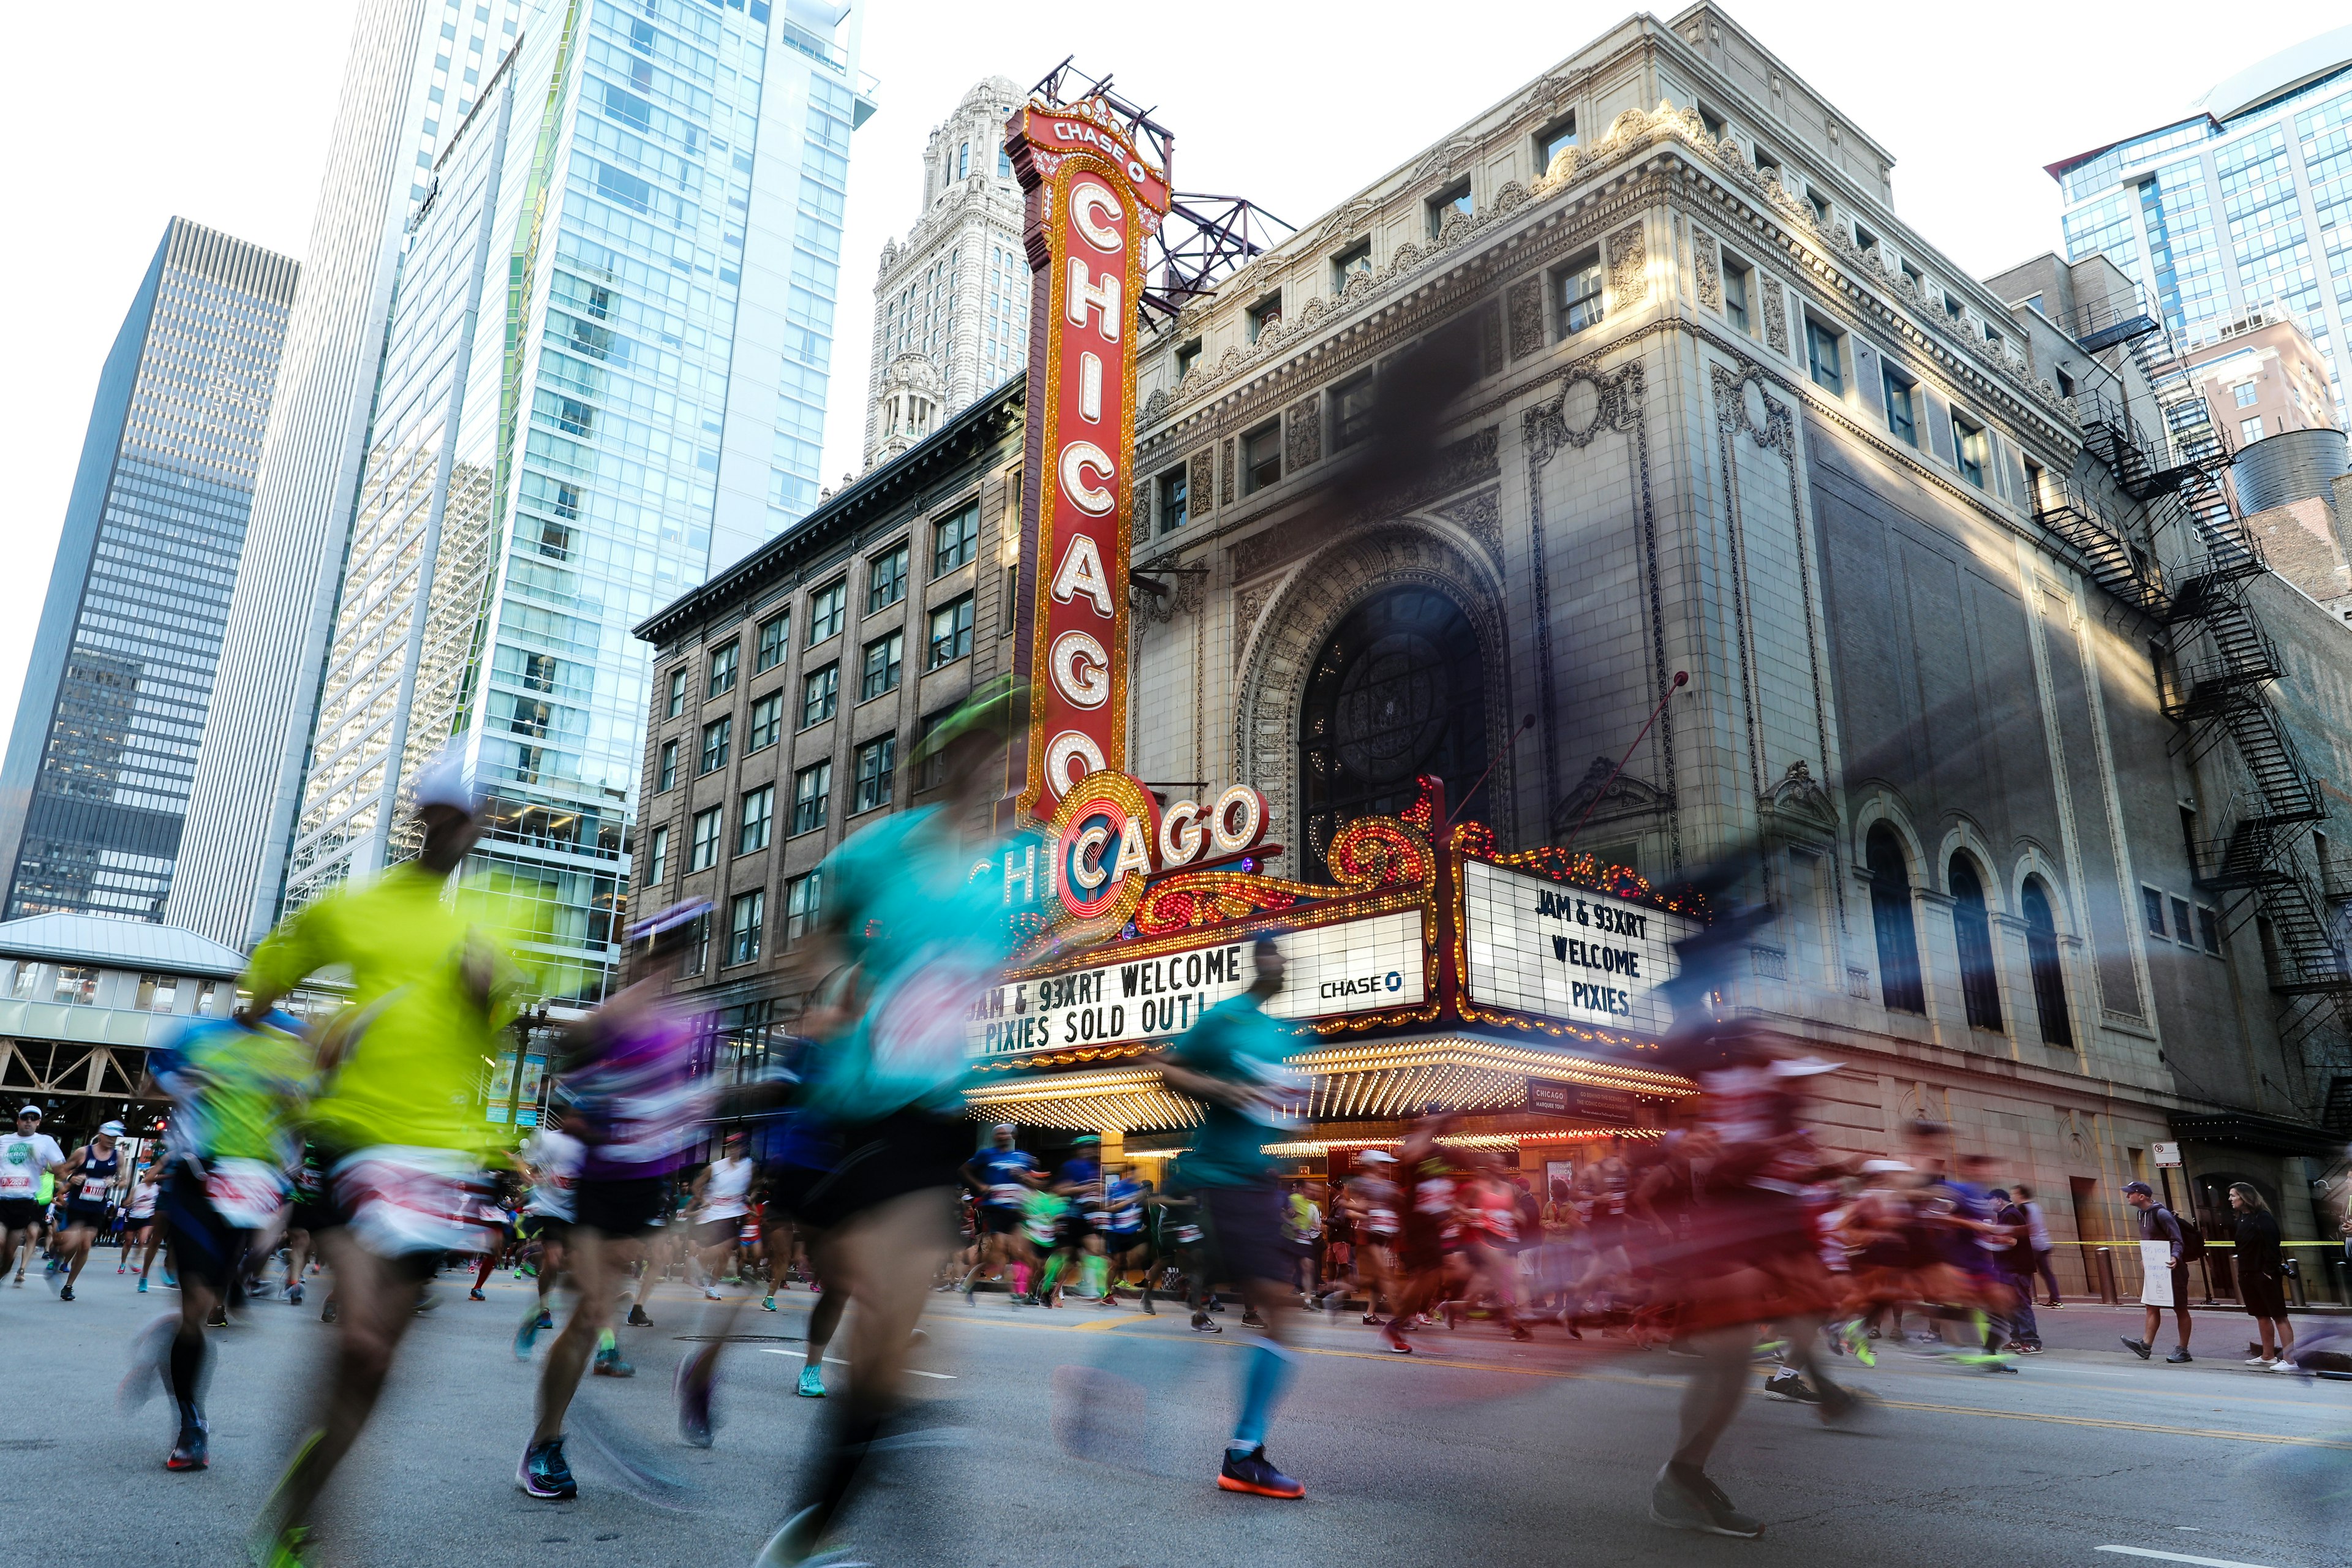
[690,1133,755,1300]
[2,1106,67,1286]
[119,1167,162,1286]
[513,1115,584,1360]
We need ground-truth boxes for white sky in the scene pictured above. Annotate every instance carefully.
[1,0,2332,758]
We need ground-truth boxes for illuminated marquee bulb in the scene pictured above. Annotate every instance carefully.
[1158,799,1205,867]
[1057,442,1117,516]
[1069,179,1123,252]
[1050,630,1110,707]
[1044,732,1107,796]
[1210,784,1268,854]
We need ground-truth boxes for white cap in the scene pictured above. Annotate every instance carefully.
[15,1105,38,1118]
[99,1120,125,1137]
[409,745,483,815]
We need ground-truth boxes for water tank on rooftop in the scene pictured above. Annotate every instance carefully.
[2233,426,2350,515]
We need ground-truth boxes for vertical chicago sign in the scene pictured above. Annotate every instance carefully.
[1004,98,1172,824]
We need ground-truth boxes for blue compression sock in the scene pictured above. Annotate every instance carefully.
[1230,1340,1298,1453]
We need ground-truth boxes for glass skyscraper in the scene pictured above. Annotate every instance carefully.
[2054,26,2352,418]
[278,0,870,997]
[0,220,297,921]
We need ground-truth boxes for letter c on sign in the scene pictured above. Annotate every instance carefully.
[1059,440,1116,516]
[1043,731,1107,798]
[1050,630,1111,708]
[1070,181,1122,252]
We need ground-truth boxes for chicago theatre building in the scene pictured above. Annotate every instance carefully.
[635,6,2352,1284]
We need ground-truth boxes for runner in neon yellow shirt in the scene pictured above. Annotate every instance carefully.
[244,751,527,1567]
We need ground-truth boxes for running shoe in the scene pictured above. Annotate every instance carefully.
[1191,1311,1223,1334]
[1218,1445,1304,1499]
[677,1352,716,1447]
[796,1364,826,1398]
[118,1264,127,1274]
[537,1308,554,1329]
[593,1347,635,1378]
[320,1298,338,1324]
[1381,1320,1414,1355]
[168,1423,209,1472]
[2120,1336,2152,1359]
[208,1302,228,1328]
[469,1287,486,1302]
[519,1436,578,1500]
[1509,1324,1534,1343]
[413,1289,440,1315]
[1242,1309,1267,1329]
[704,1286,723,1302]
[287,1283,303,1306]
[1762,1370,1819,1403]
[626,1303,653,1327]
[1361,1313,1382,1325]
[514,1313,542,1361]
[138,1277,148,1294]
[59,1284,75,1302]
[762,1294,777,1312]
[2165,1349,2193,1364]
[1650,1463,1762,1539]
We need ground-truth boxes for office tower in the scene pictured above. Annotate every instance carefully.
[276,0,872,997]
[0,220,296,921]
[863,76,1027,470]
[2052,24,2352,419]
[168,0,530,949]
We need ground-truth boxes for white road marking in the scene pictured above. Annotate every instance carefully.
[2097,1545,2291,1567]
[754,1348,954,1379]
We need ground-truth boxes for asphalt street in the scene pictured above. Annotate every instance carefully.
[5,1261,2349,1568]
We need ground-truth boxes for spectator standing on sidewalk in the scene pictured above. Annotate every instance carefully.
[2228,1183,2293,1371]
[1988,1188,2042,1353]
[2012,1182,2063,1307]
[2120,1180,2193,1364]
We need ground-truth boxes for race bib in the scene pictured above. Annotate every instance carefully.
[205,1158,289,1229]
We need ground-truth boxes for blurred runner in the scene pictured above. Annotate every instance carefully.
[118,1164,159,1280]
[1340,1150,1403,1324]
[691,1131,755,1299]
[523,897,710,1497]
[753,679,1024,1568]
[2,1106,66,1287]
[241,752,526,1566]
[50,1118,127,1300]
[1156,933,1308,1500]
[957,1124,1042,1302]
[513,1110,581,1359]
[1102,1166,1148,1300]
[145,1012,311,1471]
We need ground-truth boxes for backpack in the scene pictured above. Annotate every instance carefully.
[2161,1206,2207,1262]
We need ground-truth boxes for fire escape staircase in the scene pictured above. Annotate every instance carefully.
[2051,298,2352,1074]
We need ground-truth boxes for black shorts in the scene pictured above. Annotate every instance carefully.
[1104,1229,1145,1255]
[517,1213,570,1245]
[64,1201,110,1232]
[979,1205,1023,1235]
[0,1197,39,1232]
[573,1176,668,1238]
[1200,1182,1291,1287]
[160,1169,252,1292]
[781,1109,968,1233]
[695,1216,741,1250]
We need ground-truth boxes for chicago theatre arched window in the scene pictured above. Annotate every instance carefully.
[1866,825,1925,1014]
[1948,854,2003,1033]
[1298,586,1488,881]
[2021,877,2073,1051]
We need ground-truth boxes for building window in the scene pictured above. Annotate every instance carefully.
[2141,884,2168,938]
[1174,337,1202,380]
[690,807,722,872]
[9,965,36,1001]
[1157,466,1189,534]
[785,869,823,945]
[1852,222,1879,257]
[699,715,731,774]
[1425,179,1471,237]
[1953,412,1988,487]
[2169,895,2193,945]
[861,631,903,700]
[1805,318,1844,396]
[2022,878,2072,1049]
[197,979,222,1016]
[933,502,979,576]
[1865,826,1924,1014]
[50,966,96,1005]
[854,735,896,813]
[1242,421,1281,493]
[1807,190,1831,226]
[1942,290,1962,322]
[927,595,974,668]
[867,543,908,612]
[647,824,668,887]
[916,709,952,791]
[1330,239,1371,293]
[664,668,687,718]
[135,973,179,1013]
[2240,415,2266,443]
[1949,856,2003,1033]
[1332,372,1376,451]
[1246,293,1283,342]
[2055,366,2076,398]
[957,140,969,179]
[1556,253,1604,338]
[1533,113,1577,172]
[707,643,739,698]
[756,612,789,673]
[1721,254,1754,335]
[739,785,774,853]
[1883,366,1918,447]
[1297,586,1488,881]
[1699,105,1725,140]
[658,739,678,791]
[726,889,764,966]
[807,580,846,645]
[748,692,782,752]
[2023,293,2045,316]
[2233,382,2259,408]
[2197,905,2221,956]
[802,663,839,728]
[793,761,831,835]
[1900,258,1924,293]
[1754,148,1782,181]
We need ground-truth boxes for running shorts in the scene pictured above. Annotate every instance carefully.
[695,1216,741,1249]
[573,1175,668,1238]
[1105,1227,1145,1255]
[979,1205,1023,1235]
[1200,1182,1291,1287]
[784,1109,968,1234]
[0,1197,39,1232]
[64,1200,111,1231]
[1400,1215,1446,1275]
[516,1213,570,1245]
[160,1167,252,1291]
[331,1147,500,1261]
